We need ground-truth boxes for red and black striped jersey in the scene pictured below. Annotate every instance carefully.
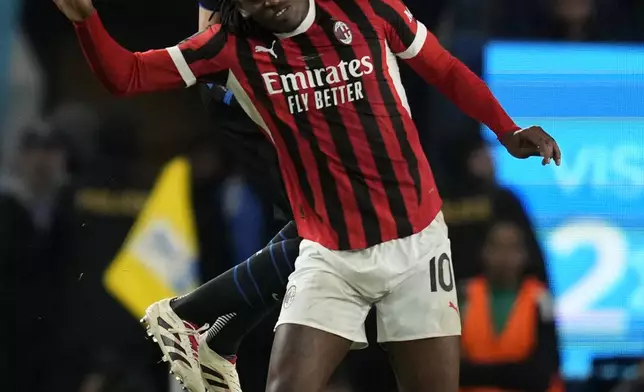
[74,0,519,250]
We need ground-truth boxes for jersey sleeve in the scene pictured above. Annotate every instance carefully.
[373,0,519,138]
[74,11,231,96]
[372,0,426,59]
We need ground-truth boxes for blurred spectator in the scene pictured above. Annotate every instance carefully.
[490,0,637,41]
[438,130,548,285]
[551,0,597,40]
[541,0,633,41]
[49,108,169,392]
[587,357,644,392]
[611,361,644,392]
[0,0,18,130]
[0,121,68,220]
[47,102,101,176]
[188,130,269,281]
[1,31,43,167]
[0,121,69,392]
[459,220,564,392]
[78,349,159,392]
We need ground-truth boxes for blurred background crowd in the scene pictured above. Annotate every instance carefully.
[1,0,643,391]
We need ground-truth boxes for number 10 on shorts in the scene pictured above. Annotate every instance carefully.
[429,253,454,292]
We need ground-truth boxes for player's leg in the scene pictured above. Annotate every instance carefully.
[376,212,461,392]
[265,240,372,392]
[266,325,353,392]
[195,232,300,392]
[141,222,299,391]
[171,221,299,324]
[198,310,278,392]
[385,337,460,392]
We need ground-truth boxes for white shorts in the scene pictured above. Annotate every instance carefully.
[276,211,461,348]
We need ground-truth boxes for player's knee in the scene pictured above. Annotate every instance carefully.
[266,342,331,392]
[386,336,460,392]
[266,345,306,392]
[266,367,309,392]
[265,375,293,392]
[267,325,352,392]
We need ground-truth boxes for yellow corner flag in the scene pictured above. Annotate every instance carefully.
[104,157,200,319]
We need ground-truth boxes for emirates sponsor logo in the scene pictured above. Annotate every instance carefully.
[262,56,374,114]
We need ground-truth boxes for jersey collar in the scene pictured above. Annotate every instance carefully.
[274,0,315,39]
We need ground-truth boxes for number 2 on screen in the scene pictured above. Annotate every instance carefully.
[550,221,627,314]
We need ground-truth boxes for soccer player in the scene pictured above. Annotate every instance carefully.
[53,0,563,391]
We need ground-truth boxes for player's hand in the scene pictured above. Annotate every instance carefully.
[499,126,562,166]
[53,0,95,22]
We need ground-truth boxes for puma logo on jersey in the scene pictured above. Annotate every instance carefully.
[448,301,459,315]
[255,41,278,59]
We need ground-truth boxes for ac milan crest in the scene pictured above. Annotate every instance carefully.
[333,21,353,45]
[283,285,297,308]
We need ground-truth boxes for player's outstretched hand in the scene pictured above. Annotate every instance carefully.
[499,126,562,166]
[53,0,95,22]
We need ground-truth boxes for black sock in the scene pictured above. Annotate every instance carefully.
[199,220,297,356]
[171,230,300,325]
[205,305,278,357]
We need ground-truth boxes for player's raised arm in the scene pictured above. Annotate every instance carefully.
[53,0,231,96]
[375,0,562,165]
